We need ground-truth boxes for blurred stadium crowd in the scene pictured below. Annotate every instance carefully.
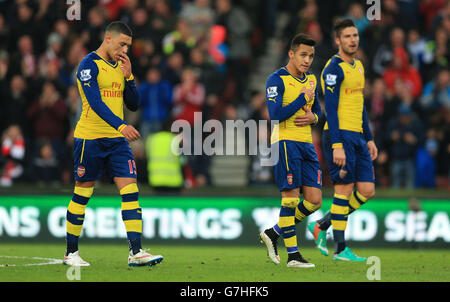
[0,0,448,189]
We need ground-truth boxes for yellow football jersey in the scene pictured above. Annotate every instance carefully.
[321,55,365,134]
[266,68,320,144]
[74,52,128,140]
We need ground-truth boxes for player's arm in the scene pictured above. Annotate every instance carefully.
[362,106,373,142]
[123,75,140,111]
[322,65,344,147]
[120,53,140,111]
[310,88,322,124]
[77,60,128,131]
[266,74,308,123]
[322,64,345,166]
[294,86,321,127]
[362,106,378,160]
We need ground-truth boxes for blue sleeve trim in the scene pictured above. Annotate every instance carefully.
[362,106,373,141]
[322,63,344,146]
[311,88,322,122]
[77,58,126,130]
[124,79,140,112]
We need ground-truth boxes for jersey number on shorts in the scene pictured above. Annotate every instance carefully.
[128,160,137,175]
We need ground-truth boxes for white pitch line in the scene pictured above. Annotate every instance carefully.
[0,255,63,267]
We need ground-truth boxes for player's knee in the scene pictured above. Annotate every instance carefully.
[307,197,322,208]
[359,188,375,200]
[315,199,323,208]
[75,180,95,188]
[366,189,375,200]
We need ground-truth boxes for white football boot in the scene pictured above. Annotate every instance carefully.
[286,260,315,268]
[128,249,163,267]
[63,251,90,266]
[259,230,281,264]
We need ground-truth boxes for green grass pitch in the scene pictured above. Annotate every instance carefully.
[0,243,448,282]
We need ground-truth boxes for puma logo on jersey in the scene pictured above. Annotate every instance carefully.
[83,82,91,87]
[327,86,335,93]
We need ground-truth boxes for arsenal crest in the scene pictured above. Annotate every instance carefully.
[287,174,293,185]
[339,168,347,179]
[77,166,86,177]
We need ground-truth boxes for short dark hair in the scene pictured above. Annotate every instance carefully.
[105,21,132,37]
[334,18,356,37]
[290,33,315,51]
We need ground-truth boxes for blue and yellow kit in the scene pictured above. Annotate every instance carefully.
[266,67,322,191]
[74,51,140,181]
[320,54,374,183]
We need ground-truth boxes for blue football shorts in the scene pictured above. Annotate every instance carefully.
[272,140,322,191]
[322,129,375,184]
[73,137,137,181]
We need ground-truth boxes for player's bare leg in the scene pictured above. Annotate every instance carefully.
[75,180,96,188]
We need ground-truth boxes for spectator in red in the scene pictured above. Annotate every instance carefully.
[382,47,423,99]
[100,0,127,21]
[367,78,390,135]
[173,67,205,126]
[0,125,25,187]
[27,81,68,173]
[27,81,68,142]
[208,25,228,74]
[420,0,446,33]
[173,67,207,187]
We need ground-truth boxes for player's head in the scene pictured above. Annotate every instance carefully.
[288,33,315,74]
[103,21,133,61]
[334,18,359,56]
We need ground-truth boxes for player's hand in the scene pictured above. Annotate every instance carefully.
[118,53,132,79]
[294,106,316,127]
[301,86,315,101]
[333,147,346,167]
[120,125,140,142]
[367,140,378,161]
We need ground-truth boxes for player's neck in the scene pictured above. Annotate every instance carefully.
[285,63,304,79]
[96,45,114,62]
[338,50,355,64]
